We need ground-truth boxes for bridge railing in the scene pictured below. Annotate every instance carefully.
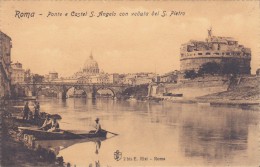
[19,82,132,87]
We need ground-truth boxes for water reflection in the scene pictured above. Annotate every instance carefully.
[29,98,260,166]
[90,140,101,167]
[178,105,256,165]
[36,137,106,156]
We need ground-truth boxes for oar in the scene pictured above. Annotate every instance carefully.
[60,121,70,124]
[91,125,119,136]
[103,130,119,136]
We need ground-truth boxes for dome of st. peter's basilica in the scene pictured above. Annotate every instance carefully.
[83,54,99,75]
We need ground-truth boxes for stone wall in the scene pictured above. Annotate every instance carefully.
[150,76,229,98]
[180,56,251,74]
[150,76,259,98]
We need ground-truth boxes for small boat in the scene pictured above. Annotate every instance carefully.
[18,127,107,140]
[163,93,183,97]
[23,96,37,100]
[15,117,45,126]
[172,94,183,97]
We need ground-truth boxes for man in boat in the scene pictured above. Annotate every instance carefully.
[39,115,52,131]
[22,102,30,120]
[94,118,102,134]
[47,117,60,132]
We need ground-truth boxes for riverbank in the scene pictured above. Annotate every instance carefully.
[148,76,259,108]
[1,106,64,167]
[151,95,259,104]
[149,85,259,108]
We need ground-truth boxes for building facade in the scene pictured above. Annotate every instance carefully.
[0,31,12,98]
[49,71,58,81]
[160,70,179,83]
[56,53,116,84]
[82,53,99,74]
[118,72,156,85]
[180,28,251,74]
[11,61,25,84]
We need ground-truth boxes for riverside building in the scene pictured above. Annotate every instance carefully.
[57,53,115,84]
[0,31,12,98]
[180,28,251,74]
[11,61,25,84]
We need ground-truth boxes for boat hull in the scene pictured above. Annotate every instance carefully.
[22,96,37,100]
[19,127,107,140]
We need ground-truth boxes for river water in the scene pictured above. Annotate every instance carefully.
[31,98,259,167]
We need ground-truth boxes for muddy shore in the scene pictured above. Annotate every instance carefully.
[1,105,64,167]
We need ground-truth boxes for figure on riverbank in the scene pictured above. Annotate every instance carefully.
[39,115,52,131]
[22,102,30,120]
[28,110,33,120]
[34,101,40,120]
[47,118,60,132]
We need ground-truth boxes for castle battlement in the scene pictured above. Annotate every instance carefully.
[179,28,251,74]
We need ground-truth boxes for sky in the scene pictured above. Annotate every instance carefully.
[1,1,259,77]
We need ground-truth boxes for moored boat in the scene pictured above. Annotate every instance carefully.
[18,127,107,140]
[22,96,37,100]
[15,116,45,126]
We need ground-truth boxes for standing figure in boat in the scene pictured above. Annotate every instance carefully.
[95,118,101,134]
[48,117,60,132]
[22,102,30,120]
[39,115,52,131]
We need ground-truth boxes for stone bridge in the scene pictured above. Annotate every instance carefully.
[18,82,132,99]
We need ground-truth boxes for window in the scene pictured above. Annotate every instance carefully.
[206,52,211,55]
[198,53,202,55]
[226,52,230,55]
[214,53,219,55]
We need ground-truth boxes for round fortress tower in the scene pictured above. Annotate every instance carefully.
[180,28,251,74]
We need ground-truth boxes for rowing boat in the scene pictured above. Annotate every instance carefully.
[18,127,107,140]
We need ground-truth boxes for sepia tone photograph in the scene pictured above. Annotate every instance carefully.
[0,1,259,167]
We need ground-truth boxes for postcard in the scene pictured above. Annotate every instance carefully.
[0,1,259,167]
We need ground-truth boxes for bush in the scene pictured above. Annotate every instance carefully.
[198,62,221,75]
[221,61,240,75]
[184,70,197,79]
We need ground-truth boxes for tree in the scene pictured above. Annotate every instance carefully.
[184,70,197,79]
[24,69,44,84]
[31,74,44,96]
[24,69,32,83]
[198,62,221,75]
[32,74,44,83]
[221,61,240,75]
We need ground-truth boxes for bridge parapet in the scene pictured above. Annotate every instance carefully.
[19,82,131,87]
[18,82,132,99]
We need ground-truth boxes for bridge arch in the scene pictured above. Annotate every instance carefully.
[66,86,88,98]
[95,86,116,98]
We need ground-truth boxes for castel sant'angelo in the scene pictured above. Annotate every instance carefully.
[180,28,251,74]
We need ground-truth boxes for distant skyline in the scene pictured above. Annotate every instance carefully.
[1,1,259,77]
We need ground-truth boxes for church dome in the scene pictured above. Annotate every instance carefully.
[83,54,99,75]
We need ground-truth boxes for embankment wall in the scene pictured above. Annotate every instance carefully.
[150,76,259,98]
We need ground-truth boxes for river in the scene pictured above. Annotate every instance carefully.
[31,98,259,167]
